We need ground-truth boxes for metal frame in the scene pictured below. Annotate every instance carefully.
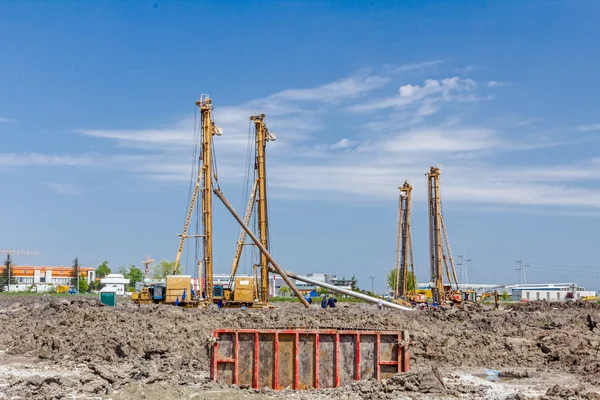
[211,328,410,390]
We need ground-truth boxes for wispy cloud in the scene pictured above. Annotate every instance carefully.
[3,63,598,209]
[270,74,390,103]
[0,117,13,123]
[577,124,600,132]
[44,182,82,195]
[0,153,95,167]
[487,80,507,87]
[349,77,477,112]
[386,60,445,73]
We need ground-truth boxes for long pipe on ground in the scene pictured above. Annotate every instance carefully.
[280,269,414,311]
[214,189,310,308]
[214,189,413,312]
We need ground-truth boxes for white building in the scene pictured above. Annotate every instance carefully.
[510,283,596,302]
[100,274,130,295]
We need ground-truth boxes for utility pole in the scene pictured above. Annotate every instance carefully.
[516,258,528,285]
[457,250,471,285]
[370,276,375,295]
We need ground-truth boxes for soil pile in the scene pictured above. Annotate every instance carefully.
[0,295,599,399]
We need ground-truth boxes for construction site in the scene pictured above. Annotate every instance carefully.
[1,95,600,399]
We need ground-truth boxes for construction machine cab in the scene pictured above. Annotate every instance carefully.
[153,284,166,301]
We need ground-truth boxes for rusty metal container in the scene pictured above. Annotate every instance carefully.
[211,328,410,389]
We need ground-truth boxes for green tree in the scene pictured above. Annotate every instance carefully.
[96,261,111,278]
[387,269,416,294]
[278,286,292,297]
[0,254,17,290]
[152,259,177,280]
[350,274,358,291]
[501,290,509,301]
[79,279,89,293]
[71,257,81,288]
[121,264,143,290]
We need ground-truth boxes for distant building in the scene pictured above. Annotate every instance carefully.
[100,274,130,295]
[416,283,502,294]
[509,283,596,302]
[1,265,95,292]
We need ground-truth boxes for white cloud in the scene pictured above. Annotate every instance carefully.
[4,66,597,209]
[0,117,13,123]
[44,182,82,195]
[577,124,600,132]
[271,75,389,103]
[331,138,354,149]
[487,80,506,87]
[0,153,95,167]
[387,60,445,73]
[350,77,477,112]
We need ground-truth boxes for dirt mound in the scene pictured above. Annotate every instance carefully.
[1,295,600,399]
[509,300,600,312]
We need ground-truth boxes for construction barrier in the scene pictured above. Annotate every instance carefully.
[210,328,410,390]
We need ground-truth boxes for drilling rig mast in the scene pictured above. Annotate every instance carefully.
[395,181,413,298]
[250,113,275,303]
[427,166,460,304]
[173,95,221,302]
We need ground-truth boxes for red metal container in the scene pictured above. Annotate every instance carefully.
[210,328,410,390]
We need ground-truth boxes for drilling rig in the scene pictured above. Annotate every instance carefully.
[133,95,221,307]
[394,182,428,306]
[219,114,276,308]
[427,166,461,304]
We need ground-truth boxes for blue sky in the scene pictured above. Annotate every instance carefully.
[1,0,600,293]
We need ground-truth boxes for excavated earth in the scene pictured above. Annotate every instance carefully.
[0,295,600,399]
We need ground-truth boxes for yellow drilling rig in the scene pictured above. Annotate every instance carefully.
[133,95,221,307]
[219,113,276,308]
[134,95,414,312]
[393,181,427,305]
[427,165,463,305]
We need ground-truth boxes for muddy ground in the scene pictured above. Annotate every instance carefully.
[0,296,600,399]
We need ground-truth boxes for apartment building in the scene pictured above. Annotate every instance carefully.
[4,265,96,287]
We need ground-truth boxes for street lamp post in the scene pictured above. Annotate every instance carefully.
[370,276,375,295]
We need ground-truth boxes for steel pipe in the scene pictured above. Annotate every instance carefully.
[214,188,310,308]
[280,270,414,311]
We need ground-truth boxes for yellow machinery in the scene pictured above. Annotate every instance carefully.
[461,289,499,309]
[133,95,220,307]
[393,181,427,305]
[427,166,461,304]
[220,114,275,308]
[57,285,69,294]
[172,95,221,304]
[132,275,198,307]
